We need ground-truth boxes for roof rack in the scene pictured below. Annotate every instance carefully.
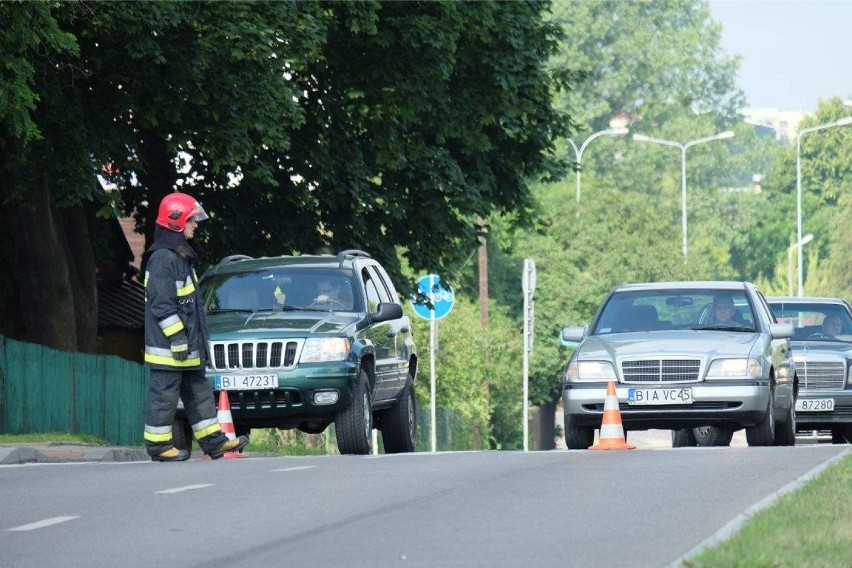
[217,254,254,266]
[337,249,371,268]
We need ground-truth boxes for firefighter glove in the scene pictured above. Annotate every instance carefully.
[170,331,189,361]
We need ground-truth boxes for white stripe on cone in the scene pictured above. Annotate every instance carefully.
[218,391,236,440]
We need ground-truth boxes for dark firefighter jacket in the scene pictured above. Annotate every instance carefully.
[143,229,210,370]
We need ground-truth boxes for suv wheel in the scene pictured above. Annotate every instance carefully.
[380,379,416,453]
[335,369,373,455]
[173,416,193,459]
[746,389,775,446]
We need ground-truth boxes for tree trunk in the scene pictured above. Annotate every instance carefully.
[5,184,78,352]
[137,131,178,264]
[61,205,98,353]
[0,151,24,339]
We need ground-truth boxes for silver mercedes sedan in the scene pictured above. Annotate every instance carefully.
[561,281,797,449]
[767,296,852,444]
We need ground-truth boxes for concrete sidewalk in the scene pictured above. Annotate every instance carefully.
[0,443,150,465]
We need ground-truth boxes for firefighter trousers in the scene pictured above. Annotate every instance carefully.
[143,368,228,456]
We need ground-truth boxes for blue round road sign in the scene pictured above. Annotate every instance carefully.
[410,274,455,320]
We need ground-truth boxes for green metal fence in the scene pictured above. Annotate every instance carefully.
[0,335,147,446]
[0,334,487,451]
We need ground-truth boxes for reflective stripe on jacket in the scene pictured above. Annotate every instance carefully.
[144,248,209,370]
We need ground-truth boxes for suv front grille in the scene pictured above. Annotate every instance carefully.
[209,340,302,371]
[794,360,846,391]
[621,358,701,383]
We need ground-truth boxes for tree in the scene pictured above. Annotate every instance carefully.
[1,1,571,353]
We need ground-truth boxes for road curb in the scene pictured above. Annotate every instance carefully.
[0,445,150,465]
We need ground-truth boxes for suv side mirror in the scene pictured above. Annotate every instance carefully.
[372,302,403,323]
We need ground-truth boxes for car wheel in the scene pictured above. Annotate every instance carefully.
[830,425,852,444]
[564,416,594,449]
[172,416,193,459]
[672,428,697,447]
[380,379,416,454]
[335,369,373,455]
[746,388,775,447]
[693,426,734,446]
[773,400,796,446]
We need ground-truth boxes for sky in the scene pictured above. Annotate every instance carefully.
[708,0,852,112]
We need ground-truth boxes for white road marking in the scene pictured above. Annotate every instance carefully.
[155,483,213,494]
[8,516,79,532]
[271,466,315,472]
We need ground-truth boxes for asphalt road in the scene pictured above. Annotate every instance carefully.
[1,444,848,568]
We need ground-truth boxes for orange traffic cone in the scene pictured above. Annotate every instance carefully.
[589,380,636,450]
[217,390,245,459]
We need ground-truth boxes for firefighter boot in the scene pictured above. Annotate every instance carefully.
[152,447,190,462]
[209,435,250,460]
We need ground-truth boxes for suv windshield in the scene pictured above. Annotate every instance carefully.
[202,268,361,312]
[592,288,756,334]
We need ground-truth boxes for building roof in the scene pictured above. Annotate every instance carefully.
[97,278,145,330]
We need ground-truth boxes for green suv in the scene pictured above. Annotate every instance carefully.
[176,250,418,455]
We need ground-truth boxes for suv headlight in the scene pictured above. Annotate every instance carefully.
[706,358,761,379]
[565,361,617,382]
[300,338,351,363]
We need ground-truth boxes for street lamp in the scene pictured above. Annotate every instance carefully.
[633,130,735,262]
[795,116,852,296]
[567,125,629,214]
[787,233,813,296]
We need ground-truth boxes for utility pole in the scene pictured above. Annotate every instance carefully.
[478,229,489,328]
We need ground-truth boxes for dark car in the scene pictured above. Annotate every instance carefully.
[767,296,852,444]
[561,281,797,449]
[174,250,417,455]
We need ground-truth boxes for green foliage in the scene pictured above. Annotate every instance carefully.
[548,1,744,133]
[408,296,523,450]
[0,2,78,151]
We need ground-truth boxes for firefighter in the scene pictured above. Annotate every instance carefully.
[142,192,249,461]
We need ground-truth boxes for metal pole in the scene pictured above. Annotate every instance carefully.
[796,135,804,297]
[787,241,794,297]
[681,145,688,262]
[429,275,437,453]
[634,131,733,264]
[430,314,436,453]
[522,274,530,453]
[793,117,852,296]
[568,128,628,215]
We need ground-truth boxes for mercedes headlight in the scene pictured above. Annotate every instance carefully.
[706,358,761,379]
[565,361,617,382]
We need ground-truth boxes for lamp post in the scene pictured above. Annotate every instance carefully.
[795,116,852,296]
[787,233,813,296]
[633,130,735,262]
[567,125,629,214]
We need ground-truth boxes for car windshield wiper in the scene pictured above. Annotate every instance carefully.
[263,305,312,312]
[691,324,755,332]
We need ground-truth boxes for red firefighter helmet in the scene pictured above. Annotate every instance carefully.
[155,192,209,232]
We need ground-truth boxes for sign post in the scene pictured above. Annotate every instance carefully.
[409,274,455,452]
[522,258,536,452]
